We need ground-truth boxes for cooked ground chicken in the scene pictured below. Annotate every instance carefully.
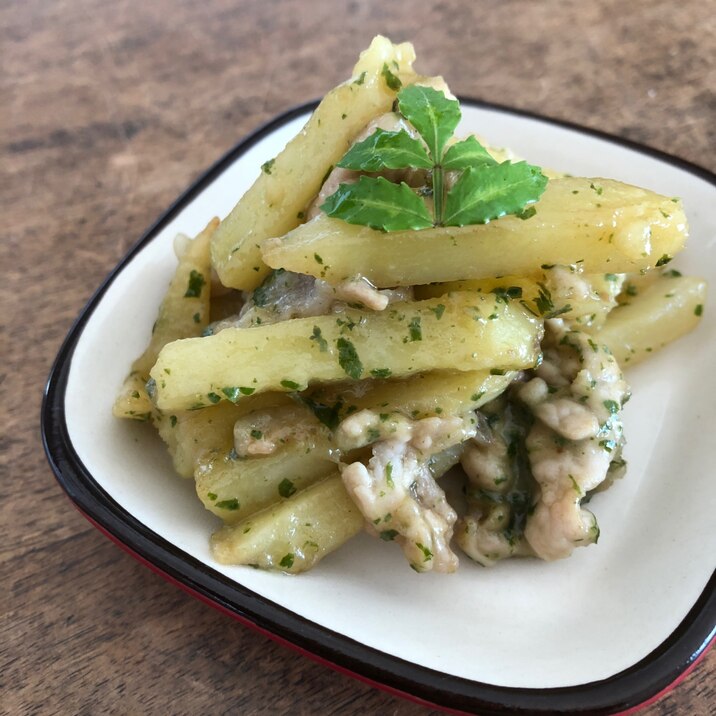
[340,411,476,572]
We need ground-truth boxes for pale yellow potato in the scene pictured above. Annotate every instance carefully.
[261,178,687,286]
[150,292,542,411]
[195,434,344,523]
[311,369,515,422]
[154,393,292,477]
[210,474,364,572]
[113,218,218,420]
[211,35,418,291]
[416,271,623,328]
[591,274,706,366]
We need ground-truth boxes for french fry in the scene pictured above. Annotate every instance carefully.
[309,369,514,422]
[154,393,292,477]
[261,178,687,287]
[195,435,344,523]
[150,292,542,411]
[113,218,218,420]
[416,271,623,328]
[210,474,364,572]
[591,274,706,366]
[210,36,418,291]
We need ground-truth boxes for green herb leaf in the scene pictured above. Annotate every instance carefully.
[443,161,547,227]
[337,128,432,171]
[442,135,497,170]
[321,176,432,232]
[397,84,460,161]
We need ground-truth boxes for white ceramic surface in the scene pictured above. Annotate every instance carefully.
[64,104,715,689]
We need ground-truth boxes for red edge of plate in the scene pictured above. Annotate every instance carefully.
[72,502,471,716]
[68,494,713,716]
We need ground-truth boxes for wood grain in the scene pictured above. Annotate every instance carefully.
[2,0,714,714]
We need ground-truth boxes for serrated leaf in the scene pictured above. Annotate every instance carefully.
[321,176,433,231]
[443,161,548,227]
[397,85,460,161]
[337,129,432,171]
[442,136,497,170]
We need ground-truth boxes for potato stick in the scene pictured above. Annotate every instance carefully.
[416,272,622,328]
[309,369,514,423]
[195,438,345,523]
[150,292,542,411]
[154,393,292,477]
[591,274,706,366]
[211,36,417,291]
[261,178,687,287]
[210,474,364,572]
[113,218,218,420]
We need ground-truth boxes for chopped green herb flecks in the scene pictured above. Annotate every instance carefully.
[278,478,297,498]
[215,498,239,511]
[695,304,703,316]
[280,379,301,390]
[408,316,422,341]
[279,553,295,569]
[429,304,446,319]
[207,492,217,501]
[221,387,242,402]
[515,206,537,220]
[492,286,523,303]
[314,253,323,264]
[381,62,402,91]
[380,529,399,541]
[252,269,284,307]
[603,399,620,414]
[370,368,392,379]
[385,462,394,488]
[310,325,328,352]
[416,542,433,562]
[250,429,263,440]
[193,312,201,323]
[261,158,275,174]
[336,337,363,379]
[655,254,672,267]
[184,270,205,298]
[353,70,366,85]
[207,392,221,404]
[295,395,343,430]
[170,415,177,427]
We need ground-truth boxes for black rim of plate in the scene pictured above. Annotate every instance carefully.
[41,98,716,716]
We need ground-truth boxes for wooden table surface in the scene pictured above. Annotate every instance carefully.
[3,1,714,714]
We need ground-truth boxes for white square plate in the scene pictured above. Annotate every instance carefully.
[43,99,716,715]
